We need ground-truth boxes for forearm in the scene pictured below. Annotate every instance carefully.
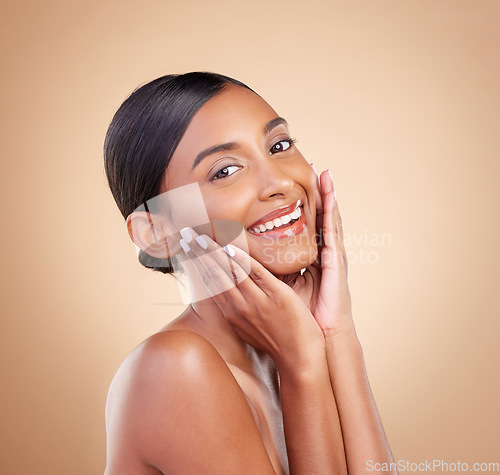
[277,352,347,475]
[325,325,396,474]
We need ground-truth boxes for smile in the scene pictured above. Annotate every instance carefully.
[247,200,306,239]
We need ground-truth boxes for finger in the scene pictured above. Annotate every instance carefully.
[180,237,266,337]
[202,234,293,302]
[310,165,327,265]
[333,196,345,253]
[181,229,292,342]
[320,169,334,196]
[322,170,344,244]
[181,227,249,285]
[181,227,295,302]
[319,177,347,276]
[181,227,275,313]
[183,227,251,286]
[329,179,348,274]
[179,226,243,310]
[321,189,338,251]
[320,197,345,273]
[188,236,281,341]
[310,162,323,222]
[184,227,251,301]
[313,166,324,248]
[318,169,335,242]
[326,182,349,276]
[211,238,281,300]
[309,169,331,270]
[179,236,233,308]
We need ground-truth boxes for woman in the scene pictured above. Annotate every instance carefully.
[103,71,396,474]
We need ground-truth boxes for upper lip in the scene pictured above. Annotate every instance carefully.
[246,198,302,230]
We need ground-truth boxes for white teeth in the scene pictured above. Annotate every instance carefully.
[250,206,302,234]
[290,207,301,220]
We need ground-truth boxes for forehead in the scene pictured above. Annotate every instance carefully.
[177,85,279,156]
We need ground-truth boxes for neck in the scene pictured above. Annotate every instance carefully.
[183,298,274,374]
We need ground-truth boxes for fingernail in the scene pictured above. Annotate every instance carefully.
[310,163,318,176]
[180,238,190,253]
[327,169,332,181]
[195,235,208,250]
[334,189,337,201]
[224,244,235,257]
[180,227,192,243]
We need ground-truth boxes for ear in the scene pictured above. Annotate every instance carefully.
[126,211,181,258]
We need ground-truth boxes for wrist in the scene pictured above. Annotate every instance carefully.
[324,322,362,355]
[275,340,328,384]
[322,315,358,340]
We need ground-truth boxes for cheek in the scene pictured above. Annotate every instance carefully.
[203,195,250,247]
[304,167,317,195]
[204,198,245,223]
[202,182,256,224]
[291,160,317,208]
[290,152,316,185]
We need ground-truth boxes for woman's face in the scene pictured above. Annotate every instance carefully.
[162,84,319,276]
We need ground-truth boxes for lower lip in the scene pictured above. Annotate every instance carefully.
[248,207,306,240]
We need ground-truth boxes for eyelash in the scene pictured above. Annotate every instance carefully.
[269,137,297,154]
[211,137,297,181]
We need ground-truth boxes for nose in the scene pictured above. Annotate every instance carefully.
[255,159,294,201]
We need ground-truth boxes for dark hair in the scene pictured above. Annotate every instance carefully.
[103,71,255,274]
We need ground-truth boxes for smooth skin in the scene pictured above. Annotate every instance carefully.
[105,85,396,474]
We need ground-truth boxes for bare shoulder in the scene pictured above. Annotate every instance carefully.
[105,331,275,474]
[124,329,228,377]
[105,330,234,436]
[106,330,222,400]
[107,330,235,407]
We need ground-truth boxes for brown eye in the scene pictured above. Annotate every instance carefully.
[269,138,296,155]
[212,165,240,181]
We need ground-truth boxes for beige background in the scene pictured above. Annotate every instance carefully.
[1,0,499,473]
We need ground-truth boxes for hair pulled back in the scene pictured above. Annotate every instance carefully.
[103,72,255,273]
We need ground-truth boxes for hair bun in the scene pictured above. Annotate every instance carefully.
[138,249,173,274]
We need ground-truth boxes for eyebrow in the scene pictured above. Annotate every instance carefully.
[191,116,289,171]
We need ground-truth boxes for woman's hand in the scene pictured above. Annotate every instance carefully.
[284,168,396,474]
[178,227,326,374]
[287,166,354,336]
[179,226,350,474]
